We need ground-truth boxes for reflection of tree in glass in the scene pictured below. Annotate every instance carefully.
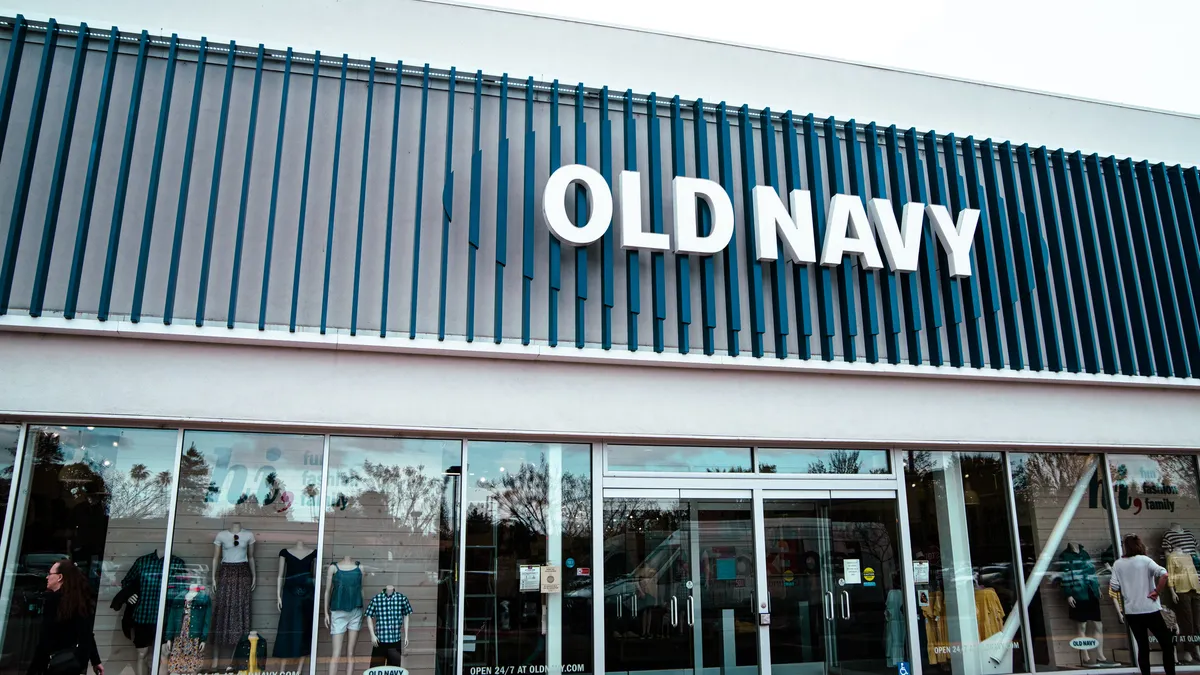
[1012,453,1097,497]
[336,462,446,535]
[1153,455,1198,497]
[106,463,173,519]
[806,450,885,475]
[485,455,590,539]
[176,444,215,515]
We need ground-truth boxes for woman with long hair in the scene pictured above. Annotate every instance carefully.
[1110,534,1175,675]
[28,559,103,675]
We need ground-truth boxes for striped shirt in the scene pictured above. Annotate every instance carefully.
[1163,529,1198,555]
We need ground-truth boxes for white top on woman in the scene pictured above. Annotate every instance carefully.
[1109,554,1167,615]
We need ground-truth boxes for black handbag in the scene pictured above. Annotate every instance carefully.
[46,645,82,675]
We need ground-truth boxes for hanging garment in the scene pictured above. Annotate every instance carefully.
[922,592,950,664]
[975,588,1005,640]
[274,549,316,659]
[886,589,906,667]
[165,599,208,675]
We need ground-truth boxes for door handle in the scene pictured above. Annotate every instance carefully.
[840,590,850,620]
[633,593,639,617]
[687,595,695,627]
[617,593,623,618]
[823,591,834,621]
[671,596,679,627]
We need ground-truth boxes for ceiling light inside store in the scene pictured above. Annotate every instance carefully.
[112,442,118,447]
[87,426,94,430]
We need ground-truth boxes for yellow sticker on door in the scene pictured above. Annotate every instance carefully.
[863,567,876,582]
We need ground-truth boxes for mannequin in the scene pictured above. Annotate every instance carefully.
[118,549,186,675]
[211,522,257,667]
[1165,523,1200,663]
[164,583,211,675]
[275,541,317,675]
[1059,543,1109,664]
[324,556,364,675]
[366,583,413,668]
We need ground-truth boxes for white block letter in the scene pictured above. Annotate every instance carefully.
[926,204,980,277]
[542,164,613,246]
[752,186,816,263]
[822,194,883,269]
[673,176,735,255]
[617,171,670,251]
[867,198,924,273]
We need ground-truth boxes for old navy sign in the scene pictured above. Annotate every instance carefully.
[542,164,981,277]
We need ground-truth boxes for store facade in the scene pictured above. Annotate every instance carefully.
[0,6,1199,675]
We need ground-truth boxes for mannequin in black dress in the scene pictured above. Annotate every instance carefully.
[275,542,316,675]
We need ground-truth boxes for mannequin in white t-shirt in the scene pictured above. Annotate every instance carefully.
[211,522,257,667]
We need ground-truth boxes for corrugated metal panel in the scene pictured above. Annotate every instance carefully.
[1,16,1198,381]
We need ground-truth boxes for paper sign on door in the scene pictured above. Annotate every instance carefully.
[843,559,862,584]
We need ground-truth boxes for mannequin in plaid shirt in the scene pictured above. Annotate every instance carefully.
[366,586,413,668]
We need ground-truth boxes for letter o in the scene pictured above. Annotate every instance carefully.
[543,164,613,246]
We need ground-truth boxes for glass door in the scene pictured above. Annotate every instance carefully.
[602,494,759,675]
[763,495,907,675]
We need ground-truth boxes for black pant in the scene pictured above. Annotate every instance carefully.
[1127,611,1176,675]
[370,642,403,668]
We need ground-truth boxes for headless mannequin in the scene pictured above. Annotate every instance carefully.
[212,522,257,668]
[277,541,314,675]
[367,585,411,651]
[324,556,362,675]
[164,585,208,658]
[1064,543,1106,663]
[1165,523,1200,663]
[130,549,165,675]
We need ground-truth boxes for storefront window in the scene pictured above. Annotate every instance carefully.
[758,448,891,475]
[1010,452,1128,671]
[0,424,19,527]
[0,426,178,675]
[463,442,592,675]
[1109,454,1200,664]
[904,450,1026,674]
[606,446,752,474]
[321,437,461,675]
[160,431,324,675]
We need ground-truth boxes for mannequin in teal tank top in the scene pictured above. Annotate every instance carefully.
[323,556,364,675]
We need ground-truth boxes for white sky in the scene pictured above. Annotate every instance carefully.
[453,0,1200,116]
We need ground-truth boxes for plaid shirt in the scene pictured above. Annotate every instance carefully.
[122,552,187,624]
[365,591,413,643]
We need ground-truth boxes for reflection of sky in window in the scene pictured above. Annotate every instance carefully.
[182,431,325,522]
[1,424,22,479]
[1111,454,1198,498]
[607,445,751,473]
[466,442,590,524]
[757,448,890,475]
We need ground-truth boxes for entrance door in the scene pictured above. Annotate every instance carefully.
[763,494,906,675]
[602,493,759,675]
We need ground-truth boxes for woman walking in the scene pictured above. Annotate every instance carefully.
[28,559,103,675]
[1110,534,1174,675]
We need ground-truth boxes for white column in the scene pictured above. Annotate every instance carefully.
[547,444,564,671]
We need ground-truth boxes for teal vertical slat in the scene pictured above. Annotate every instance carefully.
[903,128,943,366]
[670,96,693,354]
[1067,151,1118,373]
[30,23,90,317]
[350,58,376,337]
[623,91,640,351]
[0,15,27,167]
[692,99,716,355]
[600,87,614,350]
[381,60,404,337]
[647,94,667,353]
[574,83,589,348]
[290,51,321,333]
[865,123,901,364]
[547,80,561,347]
[883,126,923,365]
[824,118,858,362]
[1137,160,1185,374]
[943,133,985,368]
[717,103,741,356]
[1152,163,1200,370]
[1014,145,1063,372]
[846,121,879,363]
[1118,159,1170,374]
[131,34,178,323]
[437,67,457,341]
[1032,147,1082,372]
[0,20,58,315]
[1102,156,1153,375]
[258,48,292,331]
[194,41,237,327]
[759,108,788,358]
[737,105,765,358]
[1084,154,1136,374]
[923,130,962,367]
[319,55,349,335]
[1171,166,1200,367]
[408,64,431,339]
[99,31,148,321]
[997,141,1042,370]
[961,137,1005,369]
[492,74,509,344]
[64,27,119,319]
[466,71,483,342]
[802,115,835,361]
[226,45,264,329]
[163,37,209,326]
[520,77,535,345]
[1051,149,1100,373]
[977,139,1022,369]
